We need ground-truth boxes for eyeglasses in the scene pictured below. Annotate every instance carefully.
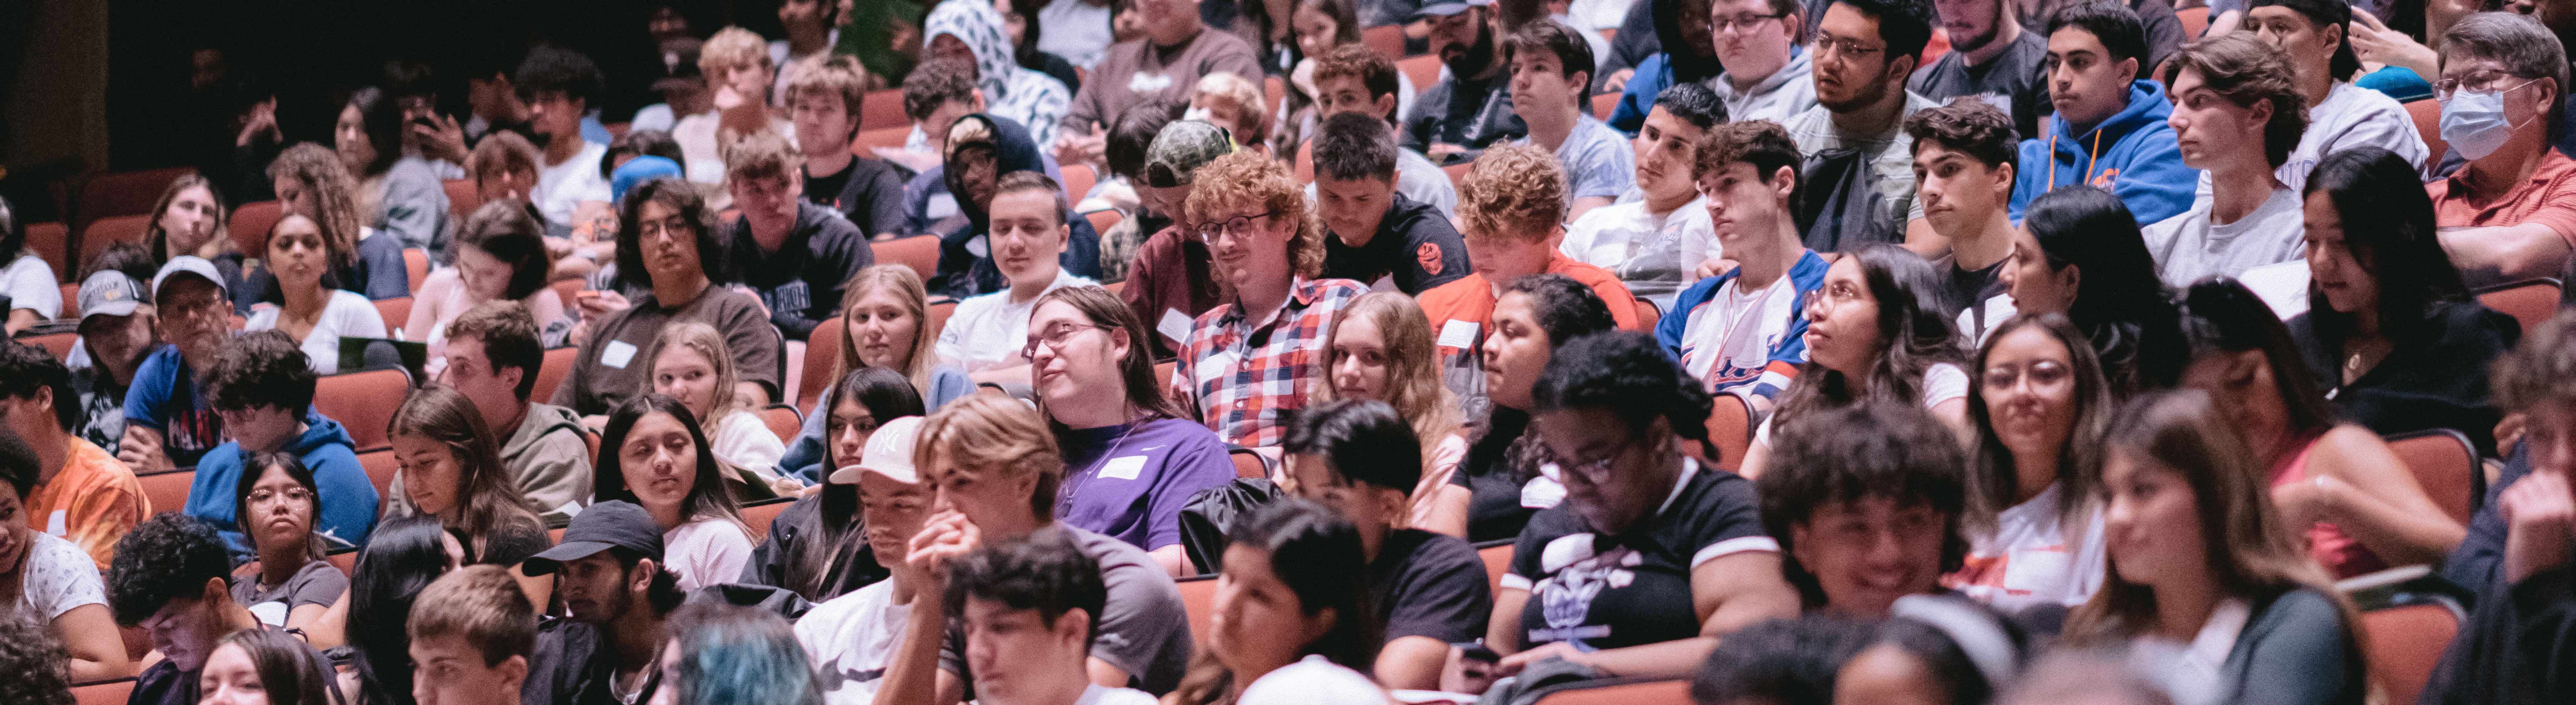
[1191,209,1281,244]
[1023,322,1106,360]
[2434,69,2536,101]
[1554,433,1643,486]
[160,293,231,322]
[1812,35,1885,62]
[1709,12,1786,33]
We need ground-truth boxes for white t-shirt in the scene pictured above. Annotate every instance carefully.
[1,254,61,319]
[536,141,613,228]
[1039,0,1116,69]
[2196,81,2427,196]
[711,409,788,486]
[13,531,106,621]
[1755,363,1968,444]
[1237,655,1387,705]
[1948,483,2109,613]
[1956,294,2018,348]
[1560,197,1718,311]
[1676,273,1801,396]
[244,290,390,375]
[796,580,912,705]
[936,269,1096,372]
[2143,188,2306,289]
[630,104,678,135]
[2240,259,2314,323]
[663,517,754,593]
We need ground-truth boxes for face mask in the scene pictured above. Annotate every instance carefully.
[2441,81,2535,161]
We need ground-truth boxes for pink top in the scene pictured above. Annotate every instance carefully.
[2270,431,2387,579]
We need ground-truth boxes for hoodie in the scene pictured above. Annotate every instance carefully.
[2008,79,2196,226]
[928,113,1105,298]
[185,408,379,560]
[502,402,594,522]
[923,0,1071,147]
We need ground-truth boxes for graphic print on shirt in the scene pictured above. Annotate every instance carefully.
[1529,534,1640,647]
[1418,243,1446,276]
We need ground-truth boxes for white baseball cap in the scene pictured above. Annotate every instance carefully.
[829,415,926,485]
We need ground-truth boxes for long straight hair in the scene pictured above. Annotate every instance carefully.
[832,265,941,396]
[1963,313,2112,535]
[1171,498,1381,705]
[2019,186,2185,393]
[142,174,230,263]
[1312,292,1464,462]
[386,385,548,559]
[1773,245,1967,427]
[1030,285,1189,430]
[782,367,925,600]
[596,394,748,530]
[215,626,344,705]
[2301,147,2469,361]
[345,515,452,705]
[2178,278,2340,444]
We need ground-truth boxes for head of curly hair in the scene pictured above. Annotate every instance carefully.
[1456,143,1567,242]
[0,614,73,705]
[1181,151,1324,279]
[108,513,234,626]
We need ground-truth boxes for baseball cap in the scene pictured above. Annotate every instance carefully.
[520,501,665,576]
[78,270,146,320]
[829,416,926,485]
[612,156,685,204]
[1142,120,1236,189]
[652,38,707,92]
[1413,0,1492,19]
[149,256,228,304]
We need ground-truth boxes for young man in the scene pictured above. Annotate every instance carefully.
[725,131,876,342]
[1053,0,1264,169]
[459,43,534,148]
[1402,0,1528,160]
[1909,0,2048,138]
[407,565,538,705]
[790,56,911,240]
[899,59,987,230]
[1118,120,1236,358]
[1096,97,1192,282]
[108,513,327,705]
[1707,0,1819,126]
[189,330,380,555]
[1757,401,1970,617]
[799,416,939,705]
[2007,0,2193,227]
[1562,82,1724,310]
[1659,121,1829,413]
[679,27,800,196]
[1418,144,1644,419]
[938,171,1096,387]
[4,342,145,571]
[1172,152,1369,448]
[1281,400,1492,691]
[1604,0,1724,133]
[520,501,684,705]
[120,257,234,475]
[2234,0,2426,192]
[1311,112,1473,294]
[1307,44,1459,217]
[1507,20,1635,222]
[1783,0,1940,252]
[2429,13,2576,283]
[71,268,157,458]
[2143,34,2310,288]
[434,301,593,521]
[630,38,710,135]
[555,180,782,418]
[923,114,1105,299]
[881,396,1195,703]
[518,45,615,230]
[946,534,1160,705]
[1905,100,2020,319]
[771,0,842,100]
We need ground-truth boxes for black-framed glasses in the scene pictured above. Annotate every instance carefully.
[1813,36,1885,61]
[1710,12,1786,33]
[1191,209,1281,244]
[1023,322,1106,360]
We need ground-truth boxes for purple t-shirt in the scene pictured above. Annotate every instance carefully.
[1054,417,1239,552]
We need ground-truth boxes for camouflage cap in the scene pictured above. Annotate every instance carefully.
[1142,120,1236,189]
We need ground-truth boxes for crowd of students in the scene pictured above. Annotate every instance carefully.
[7,0,2576,703]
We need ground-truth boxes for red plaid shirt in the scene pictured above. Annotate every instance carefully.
[1170,278,1368,447]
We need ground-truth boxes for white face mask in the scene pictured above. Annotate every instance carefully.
[2441,79,2539,161]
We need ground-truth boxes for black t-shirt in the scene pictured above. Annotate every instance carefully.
[1510,463,1771,651]
[1451,408,1539,543]
[728,202,878,341]
[1372,528,1494,644]
[1322,192,1472,294]
[1932,253,2006,321]
[805,158,913,239]
[525,619,662,705]
[1906,29,2050,140]
[2286,300,2519,456]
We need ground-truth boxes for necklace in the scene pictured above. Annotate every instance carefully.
[1059,411,1142,513]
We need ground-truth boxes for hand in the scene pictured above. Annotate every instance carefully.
[1054,125,1106,166]
[2498,413,2529,458]
[237,98,280,147]
[578,290,631,317]
[414,114,469,164]
[1440,646,1500,695]
[907,509,983,587]
[1425,143,1467,161]
[2501,470,2576,584]
[1601,69,1636,95]
[714,84,747,111]
[117,428,172,475]
[2269,474,2339,529]
[1693,256,1739,280]
[768,475,809,497]
[2347,12,2439,76]
[1494,642,1593,678]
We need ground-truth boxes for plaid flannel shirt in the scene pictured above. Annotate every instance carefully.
[1170,278,1368,447]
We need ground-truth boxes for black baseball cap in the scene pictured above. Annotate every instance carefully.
[520,500,664,576]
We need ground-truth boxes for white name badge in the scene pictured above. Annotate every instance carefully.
[1437,319,1479,349]
[601,340,639,369]
[1159,308,1195,344]
[47,509,67,536]
[1099,455,1149,481]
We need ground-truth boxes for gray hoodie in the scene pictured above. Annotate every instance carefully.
[504,402,594,521]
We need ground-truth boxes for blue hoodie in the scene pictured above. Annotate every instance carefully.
[185,408,380,560]
[2008,80,2196,226]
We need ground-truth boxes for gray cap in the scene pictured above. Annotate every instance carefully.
[149,256,227,303]
[1142,120,1237,189]
[1414,0,1492,19]
[78,270,146,320]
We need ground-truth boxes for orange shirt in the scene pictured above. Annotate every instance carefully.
[2428,148,2576,244]
[25,437,150,571]
[1417,253,1645,417]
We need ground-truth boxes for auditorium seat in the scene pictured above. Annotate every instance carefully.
[1177,574,1217,647]
[1591,92,1619,121]
[1444,162,1469,190]
[79,214,152,268]
[2472,278,2559,336]
[854,126,910,154]
[72,678,135,705]
[759,404,803,446]
[326,547,359,575]
[372,297,415,332]
[1362,25,1406,59]
[138,468,194,518]
[2360,599,2461,705]
[1084,209,1120,240]
[926,299,958,344]
[315,368,413,453]
[231,201,283,255]
[1398,55,1442,99]
[2386,429,2479,525]
[2406,100,2446,161]
[741,497,795,542]
[872,235,941,283]
[800,316,845,412]
[861,89,909,131]
[76,167,194,230]
[1707,392,1753,474]
[537,347,579,402]
[1264,76,1287,121]
[359,449,400,496]
[25,331,77,360]
[1229,447,1266,479]
[25,221,68,280]
[2178,6,2211,38]
[1061,163,1097,202]
[445,180,482,221]
[1528,678,1691,705]
[402,248,429,294]
[1478,541,1512,596]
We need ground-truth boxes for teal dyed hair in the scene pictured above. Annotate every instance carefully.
[668,604,824,705]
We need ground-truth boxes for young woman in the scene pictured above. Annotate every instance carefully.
[329,515,465,703]
[1972,185,2186,395]
[1170,498,1385,705]
[244,212,389,374]
[388,386,556,596]
[265,142,411,304]
[143,171,234,266]
[1831,595,2031,705]
[2177,278,2464,578]
[2069,390,2369,705]
[336,86,452,253]
[232,451,349,632]
[745,368,923,602]
[643,322,796,495]
[1030,285,1237,575]
[1743,245,1973,479]
[597,394,756,592]
[0,196,60,333]
[1430,274,1622,542]
[780,265,973,479]
[1951,313,2114,612]
[1485,331,1799,681]
[199,627,340,705]
[0,435,131,683]
[2286,148,2516,456]
[409,202,573,377]
[1311,292,1466,532]
[651,604,827,705]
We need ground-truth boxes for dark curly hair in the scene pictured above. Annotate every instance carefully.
[207,330,317,413]
[1904,99,2019,168]
[0,614,74,705]
[1502,273,1619,346]
[1688,615,1873,705]
[1756,401,1970,610]
[613,177,732,292]
[943,529,1107,647]
[0,426,41,507]
[512,44,605,106]
[108,513,234,625]
[1771,245,1967,429]
[0,341,76,434]
[1532,330,1722,464]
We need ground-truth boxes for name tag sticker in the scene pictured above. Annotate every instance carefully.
[1158,309,1195,344]
[46,509,67,536]
[601,340,639,369]
[1437,320,1480,349]
[1099,455,1148,481]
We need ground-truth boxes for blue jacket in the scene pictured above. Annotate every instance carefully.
[1607,53,1674,135]
[186,408,379,559]
[2008,80,2196,226]
[1655,250,1830,404]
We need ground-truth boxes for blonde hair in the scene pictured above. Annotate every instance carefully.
[723,129,805,186]
[786,56,870,142]
[1455,143,1567,240]
[914,394,1063,521]
[466,131,541,185]
[1312,292,1463,459]
[701,27,774,75]
[639,322,748,426]
[1193,71,1270,144]
[1181,151,1326,278]
[834,265,941,395]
